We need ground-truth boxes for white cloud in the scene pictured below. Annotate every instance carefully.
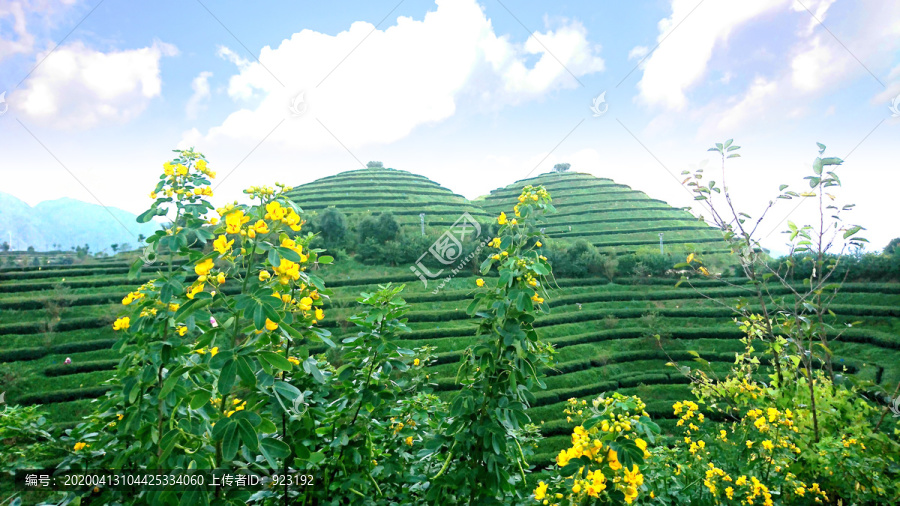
[790,0,837,36]
[636,0,790,110]
[0,0,78,62]
[714,76,778,132]
[790,36,848,93]
[628,45,648,61]
[186,71,212,119]
[11,39,178,128]
[184,0,604,154]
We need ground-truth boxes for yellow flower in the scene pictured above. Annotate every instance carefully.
[216,272,226,285]
[175,164,188,176]
[315,308,325,320]
[176,325,187,336]
[112,317,130,331]
[298,297,313,311]
[225,210,249,234]
[405,436,414,446]
[288,356,300,366]
[163,162,175,176]
[531,292,544,304]
[213,235,233,255]
[497,212,507,225]
[476,278,484,287]
[534,481,548,501]
[150,191,157,199]
[209,347,219,356]
[252,220,269,234]
[186,283,205,300]
[726,486,734,499]
[746,440,754,448]
[535,241,542,247]
[265,318,278,331]
[762,440,774,451]
[117,413,124,421]
[259,270,271,282]
[168,303,180,312]
[73,442,88,451]
[195,258,215,276]
[413,358,420,366]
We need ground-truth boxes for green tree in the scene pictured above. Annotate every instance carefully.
[318,207,348,247]
[552,162,571,173]
[366,161,384,168]
[427,185,555,504]
[884,237,900,255]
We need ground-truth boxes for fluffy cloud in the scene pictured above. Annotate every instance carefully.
[11,39,177,128]
[186,71,213,119]
[182,0,604,153]
[0,0,78,62]
[636,0,789,110]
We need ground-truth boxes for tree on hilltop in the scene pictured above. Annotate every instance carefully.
[552,162,571,173]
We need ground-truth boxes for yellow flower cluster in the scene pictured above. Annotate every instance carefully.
[73,442,90,451]
[225,398,247,418]
[213,234,234,255]
[122,290,145,305]
[112,317,130,331]
[225,209,250,234]
[264,201,303,232]
[193,346,219,356]
[540,395,648,505]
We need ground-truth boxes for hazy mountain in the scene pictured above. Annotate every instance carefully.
[0,193,159,253]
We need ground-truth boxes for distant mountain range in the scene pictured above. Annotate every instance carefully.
[0,192,160,253]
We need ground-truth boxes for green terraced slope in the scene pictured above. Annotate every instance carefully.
[482,172,728,254]
[284,167,492,229]
[2,170,899,468]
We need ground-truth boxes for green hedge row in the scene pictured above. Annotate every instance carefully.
[0,267,130,281]
[0,338,117,363]
[0,316,111,336]
[15,386,111,406]
[44,359,120,377]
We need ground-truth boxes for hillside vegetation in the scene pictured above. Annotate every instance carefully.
[1,154,898,504]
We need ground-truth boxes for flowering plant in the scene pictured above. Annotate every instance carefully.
[535,393,658,505]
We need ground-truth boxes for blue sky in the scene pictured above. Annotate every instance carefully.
[1,0,898,254]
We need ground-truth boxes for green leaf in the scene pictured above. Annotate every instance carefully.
[318,255,334,264]
[258,418,278,434]
[189,389,210,410]
[218,359,237,395]
[136,207,158,224]
[222,422,239,461]
[236,356,257,387]
[843,225,862,239]
[252,304,266,330]
[273,380,302,401]
[237,418,259,451]
[158,429,179,463]
[277,247,303,263]
[259,351,293,372]
[259,437,290,468]
[128,258,143,280]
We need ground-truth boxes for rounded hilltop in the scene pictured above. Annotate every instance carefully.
[482,171,728,255]
[284,166,490,230]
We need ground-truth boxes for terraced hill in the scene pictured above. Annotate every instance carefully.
[2,170,899,469]
[285,167,492,229]
[482,172,729,255]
